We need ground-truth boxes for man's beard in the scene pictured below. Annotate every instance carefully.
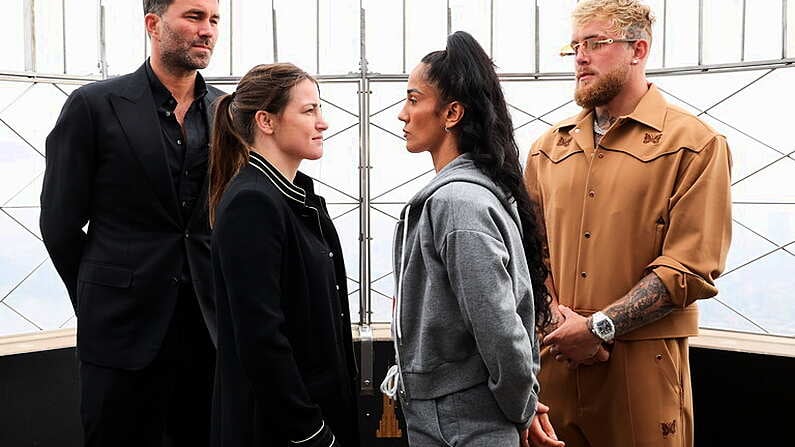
[159,22,213,72]
[574,63,630,109]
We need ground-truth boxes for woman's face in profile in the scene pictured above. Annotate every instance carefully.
[398,63,447,154]
[271,79,329,161]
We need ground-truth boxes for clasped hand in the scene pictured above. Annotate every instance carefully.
[542,305,610,369]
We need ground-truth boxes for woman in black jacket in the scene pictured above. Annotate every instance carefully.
[208,63,359,447]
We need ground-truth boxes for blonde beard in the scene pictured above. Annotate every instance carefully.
[574,63,630,109]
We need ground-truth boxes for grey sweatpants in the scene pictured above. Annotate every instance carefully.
[401,382,520,446]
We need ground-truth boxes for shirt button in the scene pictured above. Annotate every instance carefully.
[597,152,605,158]
[184,170,190,176]
[184,232,190,239]
[171,276,180,284]
[335,284,340,290]
[580,271,588,278]
[177,138,182,145]
[181,201,188,208]
[584,232,592,239]
[164,111,171,117]
[328,251,334,258]
[588,190,596,198]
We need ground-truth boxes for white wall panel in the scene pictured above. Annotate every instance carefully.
[203,0,232,77]
[2,2,26,72]
[231,0,275,75]
[664,0,699,66]
[745,0,784,61]
[104,0,146,76]
[405,0,447,70]
[492,0,534,72]
[363,0,403,74]
[703,0,743,64]
[65,0,100,76]
[319,0,360,75]
[34,0,65,74]
[537,0,577,73]
[273,0,317,73]
[449,0,491,54]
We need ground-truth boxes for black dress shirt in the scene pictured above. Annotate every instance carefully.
[145,60,209,224]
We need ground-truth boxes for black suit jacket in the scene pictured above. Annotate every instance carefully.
[210,159,360,447]
[40,62,223,370]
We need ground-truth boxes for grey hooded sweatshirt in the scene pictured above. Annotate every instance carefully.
[390,153,540,429]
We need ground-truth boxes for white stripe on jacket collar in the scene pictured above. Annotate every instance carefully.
[248,151,306,204]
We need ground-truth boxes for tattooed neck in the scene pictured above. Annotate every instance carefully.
[593,109,617,146]
[594,109,617,132]
[603,273,677,336]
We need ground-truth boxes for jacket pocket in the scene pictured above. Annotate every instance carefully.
[78,263,133,288]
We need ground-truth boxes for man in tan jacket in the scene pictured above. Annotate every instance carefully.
[523,1,732,446]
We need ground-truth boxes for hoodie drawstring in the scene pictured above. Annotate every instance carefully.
[381,204,411,401]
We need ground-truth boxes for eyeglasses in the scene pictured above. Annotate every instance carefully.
[560,37,639,57]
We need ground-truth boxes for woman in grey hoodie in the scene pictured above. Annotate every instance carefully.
[380,31,564,447]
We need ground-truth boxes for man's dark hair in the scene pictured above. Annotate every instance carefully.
[143,0,173,16]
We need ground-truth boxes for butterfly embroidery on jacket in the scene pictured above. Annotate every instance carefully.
[643,133,662,144]
[660,419,677,438]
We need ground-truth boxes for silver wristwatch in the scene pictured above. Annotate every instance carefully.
[588,311,616,343]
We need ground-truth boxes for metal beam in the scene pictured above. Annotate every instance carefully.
[698,0,704,66]
[446,0,451,36]
[489,0,494,57]
[402,0,407,73]
[99,1,107,79]
[229,0,234,76]
[62,0,67,74]
[357,0,375,396]
[534,0,540,74]
[24,0,36,73]
[272,0,278,62]
[5,57,793,86]
[784,0,789,59]
[662,0,667,67]
[741,0,747,62]
[357,1,372,328]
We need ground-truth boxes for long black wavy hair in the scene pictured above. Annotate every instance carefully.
[422,31,552,329]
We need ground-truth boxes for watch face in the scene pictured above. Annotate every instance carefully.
[596,318,612,335]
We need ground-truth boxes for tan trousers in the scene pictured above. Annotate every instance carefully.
[538,338,693,447]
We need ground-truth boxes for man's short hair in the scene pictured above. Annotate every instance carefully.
[143,0,173,16]
[572,0,655,43]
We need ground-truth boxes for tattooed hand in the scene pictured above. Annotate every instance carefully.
[543,306,609,369]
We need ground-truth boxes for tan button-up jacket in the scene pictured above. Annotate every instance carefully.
[524,84,732,340]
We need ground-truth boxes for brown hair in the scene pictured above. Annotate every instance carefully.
[208,63,315,226]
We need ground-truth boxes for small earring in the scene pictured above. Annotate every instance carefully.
[631,59,639,64]
[444,126,450,133]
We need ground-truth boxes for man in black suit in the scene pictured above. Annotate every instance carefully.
[40,0,222,445]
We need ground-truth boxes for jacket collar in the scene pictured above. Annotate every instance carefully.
[248,151,307,205]
[624,83,666,132]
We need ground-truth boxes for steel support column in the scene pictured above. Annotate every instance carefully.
[357,0,375,395]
